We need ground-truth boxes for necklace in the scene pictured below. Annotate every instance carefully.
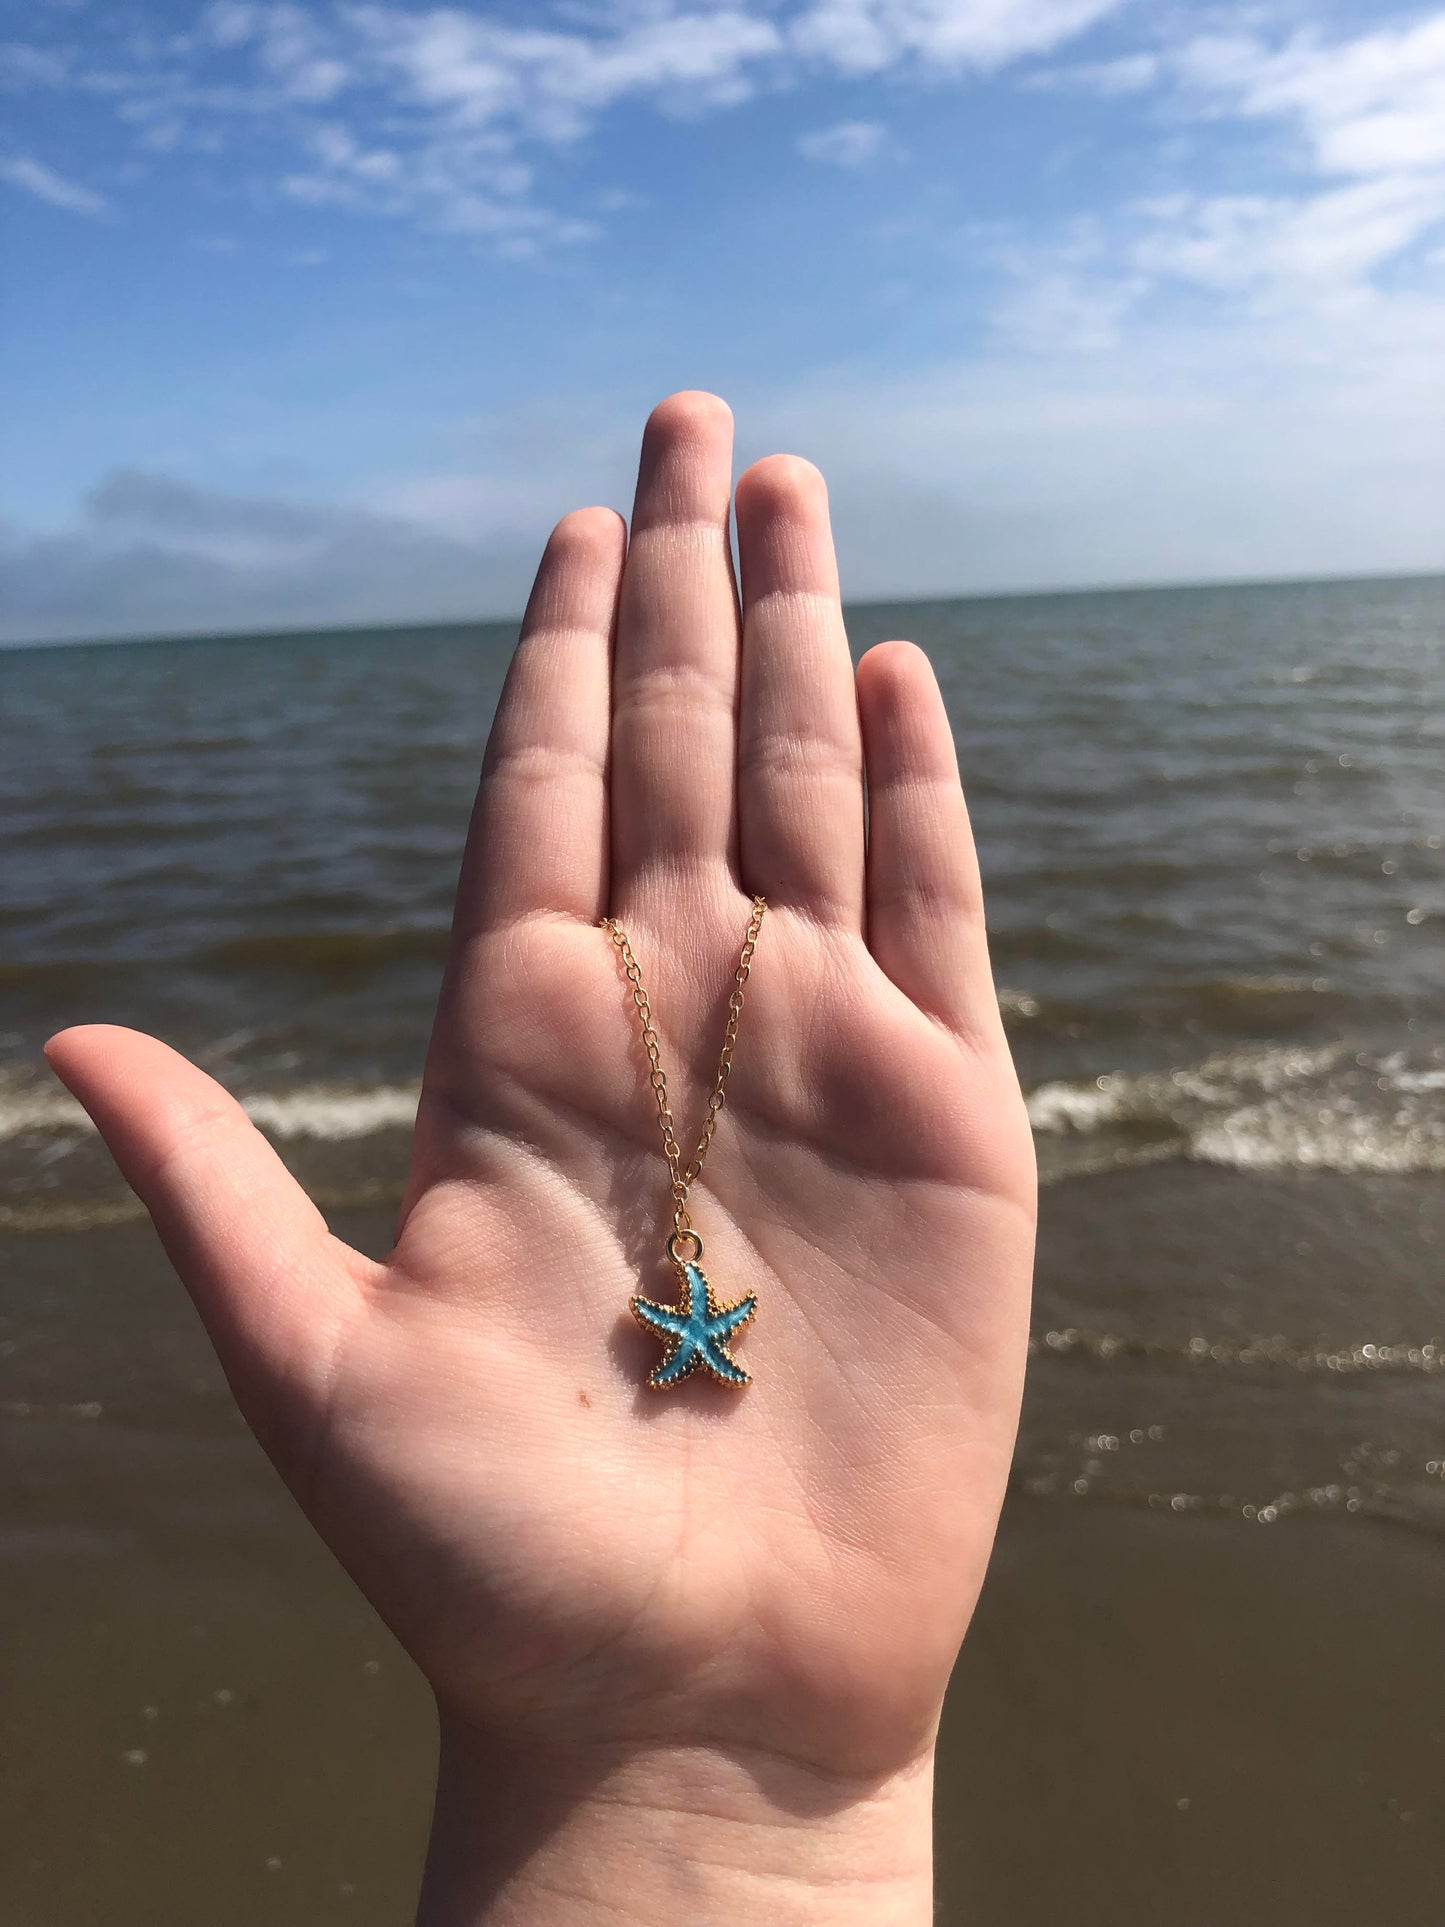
[602,896,767,1390]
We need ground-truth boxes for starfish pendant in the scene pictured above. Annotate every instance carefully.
[631,1256,756,1390]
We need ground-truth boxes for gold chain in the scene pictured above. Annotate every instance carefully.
[602,896,766,1242]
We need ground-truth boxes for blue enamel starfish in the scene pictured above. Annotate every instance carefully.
[631,1259,756,1389]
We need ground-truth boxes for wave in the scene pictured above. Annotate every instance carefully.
[0,1086,92,1136]
[242,1084,419,1137]
[0,1197,149,1233]
[1012,1470,1438,1535]
[201,927,450,971]
[0,1176,404,1234]
[2,1043,1439,1187]
[0,1078,420,1146]
[0,923,451,991]
[993,972,1404,1042]
[1027,1043,1445,1180]
[0,959,140,992]
[1167,974,1359,1028]
[1028,1327,1443,1375]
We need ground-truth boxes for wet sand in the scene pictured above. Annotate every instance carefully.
[944,1506,1444,1926]
[3,1201,1442,1926]
[4,1450,1440,1925]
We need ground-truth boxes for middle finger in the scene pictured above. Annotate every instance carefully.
[609,390,741,908]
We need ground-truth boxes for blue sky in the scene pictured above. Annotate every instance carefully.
[2,0,1443,640]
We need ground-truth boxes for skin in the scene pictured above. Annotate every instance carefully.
[47,392,1037,1925]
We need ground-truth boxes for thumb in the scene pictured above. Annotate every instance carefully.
[45,1025,371,1434]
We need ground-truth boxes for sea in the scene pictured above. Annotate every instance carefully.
[2,572,1443,1923]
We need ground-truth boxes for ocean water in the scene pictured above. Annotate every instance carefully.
[1,575,1443,1531]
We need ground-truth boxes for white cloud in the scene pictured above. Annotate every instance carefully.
[307,120,400,182]
[790,0,1126,75]
[195,0,351,99]
[992,259,1146,351]
[756,281,1445,594]
[349,6,784,140]
[1179,16,1445,178]
[0,42,74,86]
[1028,50,1157,94]
[797,118,886,165]
[374,470,576,540]
[999,11,1445,340]
[30,5,1435,278]
[0,1,1132,244]
[0,152,107,213]
[245,6,799,242]
[279,116,595,248]
[1130,14,1445,310]
[0,469,543,641]
[1133,173,1445,301]
[200,3,260,52]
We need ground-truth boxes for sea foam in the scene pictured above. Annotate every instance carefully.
[0,1076,420,1145]
[1028,1043,1445,1181]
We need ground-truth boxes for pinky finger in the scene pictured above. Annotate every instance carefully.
[856,641,999,1040]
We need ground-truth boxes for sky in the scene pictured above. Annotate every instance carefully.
[2,0,1443,642]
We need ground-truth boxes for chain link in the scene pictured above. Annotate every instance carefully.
[601,896,766,1240]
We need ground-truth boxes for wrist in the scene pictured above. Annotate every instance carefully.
[418,1714,936,1927]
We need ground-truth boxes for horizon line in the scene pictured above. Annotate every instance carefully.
[4,564,1442,654]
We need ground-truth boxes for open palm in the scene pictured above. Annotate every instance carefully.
[50,395,1034,1819]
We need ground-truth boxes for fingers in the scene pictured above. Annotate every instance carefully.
[454,506,625,935]
[856,642,1000,1039]
[735,455,864,925]
[44,1026,366,1417]
[609,392,740,901]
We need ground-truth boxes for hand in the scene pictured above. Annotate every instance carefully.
[48,393,1036,1924]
